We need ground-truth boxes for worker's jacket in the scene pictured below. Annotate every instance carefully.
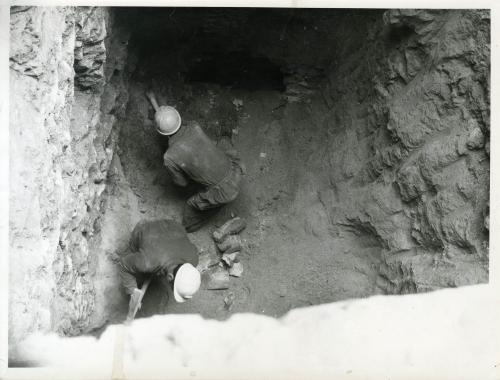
[163,121,232,188]
[117,219,199,294]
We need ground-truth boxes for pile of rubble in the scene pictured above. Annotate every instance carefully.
[197,217,247,290]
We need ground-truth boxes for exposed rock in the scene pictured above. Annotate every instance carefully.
[74,7,107,90]
[212,217,247,243]
[383,9,447,43]
[217,235,242,253]
[319,9,489,291]
[229,262,244,277]
[223,292,235,310]
[9,6,129,358]
[10,6,33,14]
[396,164,428,202]
[222,251,239,267]
[484,203,489,231]
[466,126,485,150]
[9,7,47,78]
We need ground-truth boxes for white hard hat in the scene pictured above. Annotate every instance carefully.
[155,105,182,136]
[173,263,201,303]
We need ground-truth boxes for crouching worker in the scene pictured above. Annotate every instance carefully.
[146,91,244,232]
[112,219,201,323]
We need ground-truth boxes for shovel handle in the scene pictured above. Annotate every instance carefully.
[140,277,152,293]
[125,277,152,324]
[146,91,160,112]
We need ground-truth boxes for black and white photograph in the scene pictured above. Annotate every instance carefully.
[1,2,498,379]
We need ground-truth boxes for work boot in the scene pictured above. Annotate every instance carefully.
[213,217,247,243]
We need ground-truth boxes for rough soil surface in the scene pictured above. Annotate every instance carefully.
[87,9,489,325]
[101,84,384,323]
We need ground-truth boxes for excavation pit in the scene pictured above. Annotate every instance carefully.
[8,6,490,355]
[99,8,386,326]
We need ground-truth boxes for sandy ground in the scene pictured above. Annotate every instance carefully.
[116,84,383,321]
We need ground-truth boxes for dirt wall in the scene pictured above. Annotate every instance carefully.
[9,6,129,358]
[310,9,490,291]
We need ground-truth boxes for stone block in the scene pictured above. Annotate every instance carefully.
[205,266,230,290]
[229,262,244,278]
[221,251,240,267]
[213,217,247,243]
[197,250,220,273]
[217,235,242,254]
[466,126,485,150]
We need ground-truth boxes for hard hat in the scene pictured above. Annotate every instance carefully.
[155,106,182,136]
[173,263,201,303]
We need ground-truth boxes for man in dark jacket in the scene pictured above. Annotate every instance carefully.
[113,219,201,319]
[146,91,244,232]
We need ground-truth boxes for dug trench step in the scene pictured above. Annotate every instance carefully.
[213,217,247,243]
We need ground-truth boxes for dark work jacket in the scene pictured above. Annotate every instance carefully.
[119,220,198,289]
[163,121,231,187]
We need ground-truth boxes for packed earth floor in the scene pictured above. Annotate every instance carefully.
[111,84,384,322]
[85,8,489,327]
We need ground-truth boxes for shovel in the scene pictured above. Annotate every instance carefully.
[145,91,160,112]
[125,277,152,324]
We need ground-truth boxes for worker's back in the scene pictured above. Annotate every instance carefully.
[164,121,231,186]
[122,219,198,275]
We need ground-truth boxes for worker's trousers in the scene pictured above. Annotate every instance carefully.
[182,157,243,232]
